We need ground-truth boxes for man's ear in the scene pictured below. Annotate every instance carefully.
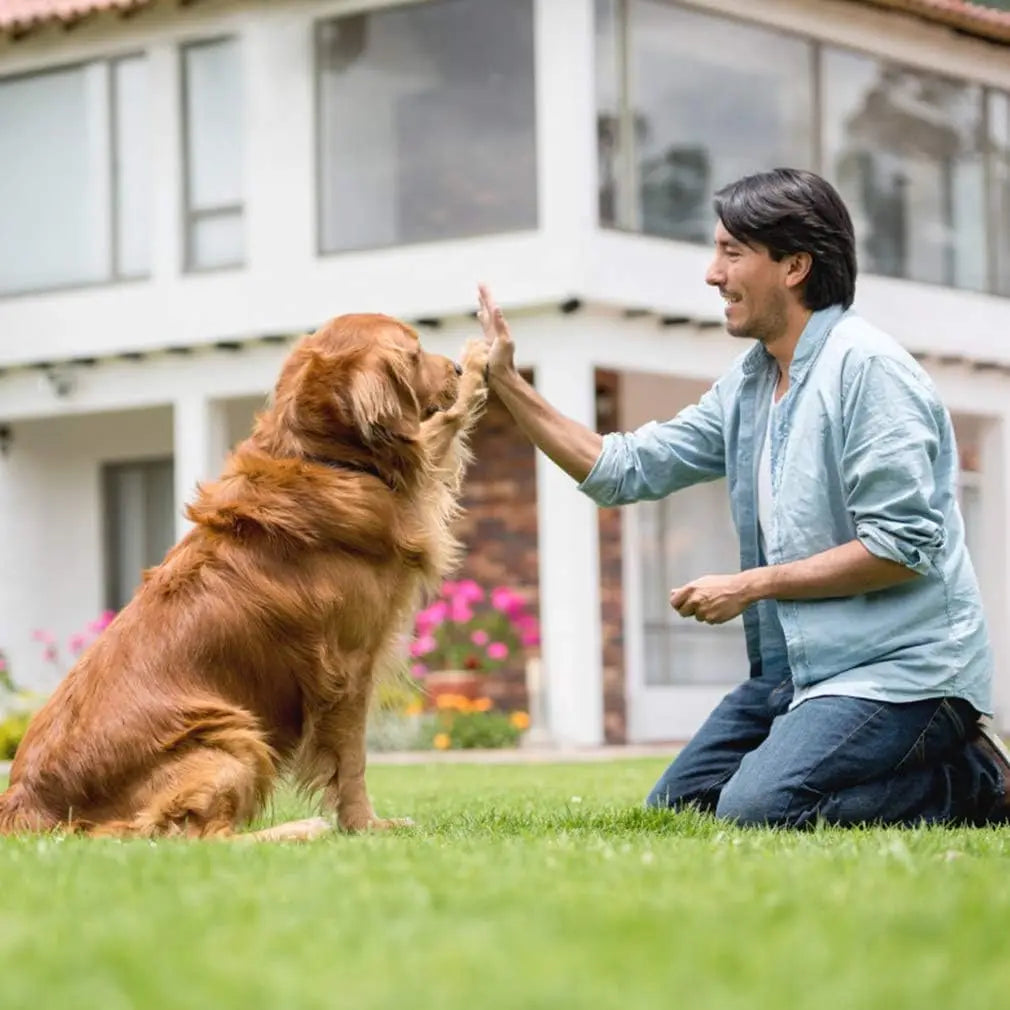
[785,251,813,291]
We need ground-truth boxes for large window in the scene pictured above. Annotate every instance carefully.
[596,0,1010,297]
[103,459,175,611]
[823,50,986,291]
[598,0,814,242]
[990,90,1010,297]
[182,38,244,271]
[316,0,537,253]
[0,56,151,295]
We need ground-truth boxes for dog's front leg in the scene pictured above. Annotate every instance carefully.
[320,686,411,832]
[421,339,489,467]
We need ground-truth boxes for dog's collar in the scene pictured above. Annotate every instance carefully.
[303,454,392,488]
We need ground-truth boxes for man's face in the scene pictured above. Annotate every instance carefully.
[705,221,791,342]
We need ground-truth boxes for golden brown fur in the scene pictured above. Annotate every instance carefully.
[0,314,489,840]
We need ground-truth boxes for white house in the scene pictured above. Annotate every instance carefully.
[2,0,1010,747]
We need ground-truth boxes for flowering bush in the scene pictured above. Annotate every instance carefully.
[427,694,530,750]
[0,650,42,759]
[33,610,116,677]
[409,581,539,676]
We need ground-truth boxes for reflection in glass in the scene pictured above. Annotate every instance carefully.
[823,49,986,290]
[597,0,814,243]
[317,0,537,253]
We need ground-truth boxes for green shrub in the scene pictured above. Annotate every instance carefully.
[0,709,32,760]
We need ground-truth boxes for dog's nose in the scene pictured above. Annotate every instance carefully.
[453,361,463,376]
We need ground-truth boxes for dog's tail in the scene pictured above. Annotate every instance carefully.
[0,782,61,835]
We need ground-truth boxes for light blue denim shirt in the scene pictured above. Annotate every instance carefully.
[578,305,993,715]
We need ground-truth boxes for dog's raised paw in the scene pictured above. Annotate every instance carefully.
[460,338,490,376]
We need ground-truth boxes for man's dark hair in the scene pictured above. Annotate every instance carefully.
[713,168,857,310]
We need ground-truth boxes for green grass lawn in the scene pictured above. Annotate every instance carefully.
[2,757,1010,1010]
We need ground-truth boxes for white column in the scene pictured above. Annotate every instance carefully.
[979,415,1010,730]
[173,395,229,540]
[534,353,604,746]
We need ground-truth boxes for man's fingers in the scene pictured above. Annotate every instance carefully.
[493,307,512,342]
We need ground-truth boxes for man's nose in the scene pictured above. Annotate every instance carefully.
[705,260,723,287]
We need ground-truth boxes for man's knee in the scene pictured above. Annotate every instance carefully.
[715,774,806,827]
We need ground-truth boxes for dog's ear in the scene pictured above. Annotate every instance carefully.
[342,352,421,447]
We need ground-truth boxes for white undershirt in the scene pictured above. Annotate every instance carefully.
[757,389,777,559]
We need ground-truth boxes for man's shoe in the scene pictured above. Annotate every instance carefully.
[971,718,1010,819]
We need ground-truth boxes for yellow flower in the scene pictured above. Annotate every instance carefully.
[509,711,531,730]
[404,701,424,717]
[472,697,493,712]
[436,693,468,711]
[433,732,451,750]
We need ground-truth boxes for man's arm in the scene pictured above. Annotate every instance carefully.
[489,367,603,484]
[670,540,917,624]
[476,284,726,505]
[672,354,941,624]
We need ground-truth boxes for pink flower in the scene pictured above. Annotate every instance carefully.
[487,642,509,661]
[90,610,116,632]
[410,662,428,678]
[455,580,485,603]
[0,657,6,672]
[449,600,474,624]
[410,634,437,657]
[490,587,526,618]
[416,600,448,633]
[470,629,489,646]
[32,629,54,644]
[43,645,58,663]
[518,616,541,647]
[69,633,89,655]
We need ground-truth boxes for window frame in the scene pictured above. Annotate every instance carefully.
[179,34,246,274]
[0,51,150,299]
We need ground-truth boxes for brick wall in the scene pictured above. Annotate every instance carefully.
[451,366,630,743]
[451,371,539,713]
[595,369,627,744]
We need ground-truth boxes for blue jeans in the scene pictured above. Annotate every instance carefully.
[646,673,1005,827]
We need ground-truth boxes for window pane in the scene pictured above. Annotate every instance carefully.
[0,63,111,294]
[989,90,1010,297]
[114,56,152,278]
[190,212,244,270]
[638,481,747,687]
[615,0,813,242]
[184,38,244,212]
[822,49,986,290]
[317,0,537,253]
[595,0,621,227]
[103,459,175,611]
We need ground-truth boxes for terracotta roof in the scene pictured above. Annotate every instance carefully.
[853,0,1010,44]
[0,0,153,36]
[1,0,1009,44]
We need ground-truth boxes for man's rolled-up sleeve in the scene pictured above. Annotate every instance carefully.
[842,356,946,575]
[577,384,726,507]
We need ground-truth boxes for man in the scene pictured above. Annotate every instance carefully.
[476,167,1010,828]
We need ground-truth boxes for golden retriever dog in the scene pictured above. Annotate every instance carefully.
[0,314,489,841]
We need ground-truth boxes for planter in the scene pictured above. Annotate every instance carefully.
[422,669,487,707]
